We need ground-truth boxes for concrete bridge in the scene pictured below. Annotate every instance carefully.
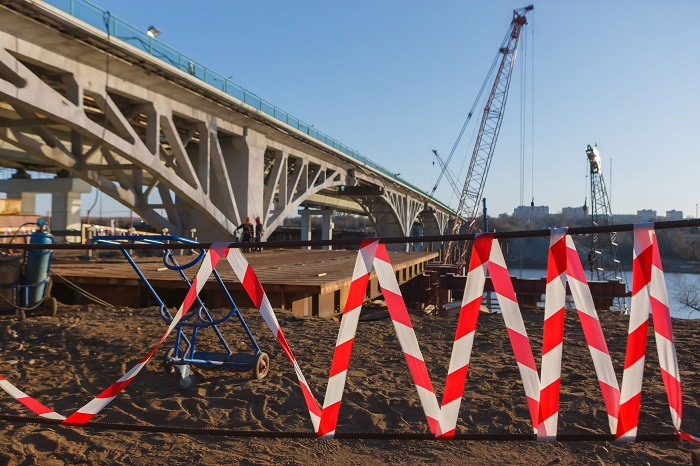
[0,0,455,245]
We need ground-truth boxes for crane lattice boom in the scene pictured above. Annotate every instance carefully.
[586,144,623,282]
[444,5,533,265]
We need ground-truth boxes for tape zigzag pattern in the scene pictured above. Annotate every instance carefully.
[437,233,540,438]
[0,230,697,444]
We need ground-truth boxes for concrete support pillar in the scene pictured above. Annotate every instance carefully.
[227,129,266,223]
[321,208,333,250]
[300,208,312,250]
[51,191,82,241]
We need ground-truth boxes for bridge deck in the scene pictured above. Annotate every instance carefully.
[50,249,438,318]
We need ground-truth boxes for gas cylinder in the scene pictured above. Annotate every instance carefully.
[24,219,54,306]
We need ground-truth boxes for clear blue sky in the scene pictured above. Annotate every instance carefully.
[78,0,699,218]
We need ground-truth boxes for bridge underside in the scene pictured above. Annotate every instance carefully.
[0,2,454,243]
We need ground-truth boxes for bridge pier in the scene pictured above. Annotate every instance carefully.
[0,172,91,241]
[300,207,334,250]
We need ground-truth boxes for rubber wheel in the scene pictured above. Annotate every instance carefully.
[162,347,175,373]
[252,352,270,380]
[46,297,58,317]
[175,371,195,390]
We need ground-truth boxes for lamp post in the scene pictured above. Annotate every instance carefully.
[146,26,160,54]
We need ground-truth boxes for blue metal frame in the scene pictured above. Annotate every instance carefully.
[91,235,263,373]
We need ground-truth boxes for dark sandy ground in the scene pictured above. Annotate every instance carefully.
[0,303,698,465]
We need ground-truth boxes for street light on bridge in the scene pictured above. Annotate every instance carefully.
[146,26,161,38]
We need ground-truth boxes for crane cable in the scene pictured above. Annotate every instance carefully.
[430,25,514,198]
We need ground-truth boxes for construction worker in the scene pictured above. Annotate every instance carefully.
[254,217,264,252]
[235,217,254,252]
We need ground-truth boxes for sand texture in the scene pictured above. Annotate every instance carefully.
[0,304,698,465]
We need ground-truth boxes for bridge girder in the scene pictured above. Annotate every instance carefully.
[0,2,455,242]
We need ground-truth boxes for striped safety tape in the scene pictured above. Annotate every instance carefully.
[537,227,568,440]
[437,233,539,438]
[0,375,65,421]
[223,246,322,431]
[0,232,697,444]
[626,224,694,443]
[563,235,621,435]
[63,243,231,425]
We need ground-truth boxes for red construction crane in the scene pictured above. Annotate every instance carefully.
[443,5,533,265]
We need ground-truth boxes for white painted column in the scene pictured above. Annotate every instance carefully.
[321,208,333,250]
[300,208,312,250]
[51,191,82,242]
[228,129,266,224]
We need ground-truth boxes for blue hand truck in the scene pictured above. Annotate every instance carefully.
[91,235,269,390]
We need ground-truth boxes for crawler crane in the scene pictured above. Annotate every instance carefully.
[442,5,533,266]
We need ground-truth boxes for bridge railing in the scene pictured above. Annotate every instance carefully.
[42,0,453,213]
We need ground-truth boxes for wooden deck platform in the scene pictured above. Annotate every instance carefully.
[49,248,439,318]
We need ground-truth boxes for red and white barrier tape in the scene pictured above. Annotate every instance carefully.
[563,234,622,434]
[316,239,441,437]
[0,230,697,443]
[0,375,65,420]
[537,227,568,440]
[372,242,441,434]
[223,245,322,431]
[0,243,231,424]
[616,224,655,439]
[629,224,691,442]
[316,239,377,437]
[435,233,490,438]
[64,243,232,425]
[437,234,540,438]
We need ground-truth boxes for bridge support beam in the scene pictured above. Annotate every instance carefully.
[227,130,266,222]
[321,208,333,250]
[300,208,312,249]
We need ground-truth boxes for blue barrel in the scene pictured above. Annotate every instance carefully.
[24,220,54,306]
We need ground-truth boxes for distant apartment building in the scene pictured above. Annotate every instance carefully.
[636,209,657,222]
[665,210,683,221]
[561,206,587,220]
[513,205,549,219]
[612,214,639,224]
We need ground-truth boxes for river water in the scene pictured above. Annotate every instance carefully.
[509,269,699,320]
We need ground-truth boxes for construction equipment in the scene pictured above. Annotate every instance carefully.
[585,144,624,283]
[0,219,58,320]
[92,235,270,389]
[431,150,461,199]
[442,5,533,266]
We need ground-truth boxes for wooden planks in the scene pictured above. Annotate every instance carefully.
[50,248,439,317]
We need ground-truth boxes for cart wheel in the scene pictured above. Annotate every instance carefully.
[252,352,270,380]
[162,348,175,373]
[46,297,58,317]
[16,309,25,321]
[175,371,195,390]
